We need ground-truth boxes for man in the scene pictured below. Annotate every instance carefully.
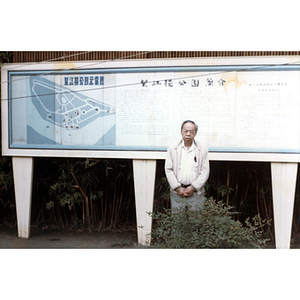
[165,120,210,211]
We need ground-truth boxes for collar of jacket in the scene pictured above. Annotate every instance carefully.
[174,139,200,150]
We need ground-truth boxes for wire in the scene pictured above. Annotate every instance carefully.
[3,59,300,103]
[0,51,154,87]
[0,51,156,102]
[1,51,93,72]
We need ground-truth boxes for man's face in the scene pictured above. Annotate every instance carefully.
[181,122,197,144]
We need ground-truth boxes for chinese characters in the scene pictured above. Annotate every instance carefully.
[64,76,104,86]
[141,77,226,88]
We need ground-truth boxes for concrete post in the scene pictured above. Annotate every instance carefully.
[132,159,156,245]
[12,157,34,238]
[271,162,298,249]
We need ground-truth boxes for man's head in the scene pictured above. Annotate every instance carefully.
[180,120,198,146]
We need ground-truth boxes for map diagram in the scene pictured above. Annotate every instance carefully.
[31,77,115,130]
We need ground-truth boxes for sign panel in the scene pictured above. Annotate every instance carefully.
[2,57,300,159]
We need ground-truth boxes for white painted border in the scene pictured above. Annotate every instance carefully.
[2,149,300,163]
[3,56,300,71]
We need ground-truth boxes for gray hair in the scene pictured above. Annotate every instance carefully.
[181,120,198,132]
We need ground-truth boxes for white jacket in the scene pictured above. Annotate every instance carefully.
[165,139,210,195]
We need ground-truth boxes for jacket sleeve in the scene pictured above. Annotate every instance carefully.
[165,146,181,191]
[191,146,210,192]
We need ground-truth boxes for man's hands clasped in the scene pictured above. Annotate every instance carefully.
[177,186,194,198]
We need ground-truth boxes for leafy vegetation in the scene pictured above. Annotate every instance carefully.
[0,51,13,65]
[0,52,15,225]
[150,197,271,249]
[33,157,135,231]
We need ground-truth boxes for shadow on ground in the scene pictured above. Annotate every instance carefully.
[0,226,138,249]
[2,225,300,249]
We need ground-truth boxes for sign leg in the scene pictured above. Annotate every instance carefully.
[12,157,34,238]
[132,159,156,245]
[271,162,298,249]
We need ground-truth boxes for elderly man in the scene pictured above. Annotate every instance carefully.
[165,120,210,211]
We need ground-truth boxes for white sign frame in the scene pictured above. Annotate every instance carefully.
[2,56,300,162]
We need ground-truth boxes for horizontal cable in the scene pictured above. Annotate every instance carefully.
[3,60,300,102]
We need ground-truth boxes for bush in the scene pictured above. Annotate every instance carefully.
[149,197,271,249]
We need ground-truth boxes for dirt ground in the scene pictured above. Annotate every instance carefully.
[2,224,300,249]
[0,225,138,249]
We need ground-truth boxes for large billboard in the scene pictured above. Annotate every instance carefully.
[2,57,300,160]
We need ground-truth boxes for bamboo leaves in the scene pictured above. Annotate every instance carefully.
[46,158,135,231]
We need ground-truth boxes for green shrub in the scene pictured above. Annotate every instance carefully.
[149,197,271,249]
